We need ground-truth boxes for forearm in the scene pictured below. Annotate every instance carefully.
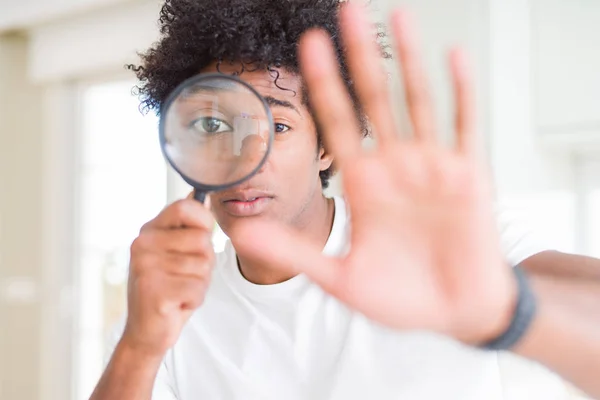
[513,265,600,399]
[89,339,164,400]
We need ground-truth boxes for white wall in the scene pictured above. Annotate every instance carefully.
[0,2,162,399]
[28,0,162,83]
[489,0,577,194]
[532,0,600,153]
[0,0,139,31]
[533,0,600,132]
[38,82,83,400]
[0,33,44,400]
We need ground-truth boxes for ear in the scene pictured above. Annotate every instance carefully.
[318,146,334,172]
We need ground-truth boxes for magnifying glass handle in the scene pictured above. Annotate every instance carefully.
[194,190,207,203]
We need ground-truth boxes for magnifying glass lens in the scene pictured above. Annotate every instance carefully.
[162,76,271,187]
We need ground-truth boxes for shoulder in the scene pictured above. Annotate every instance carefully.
[493,201,556,266]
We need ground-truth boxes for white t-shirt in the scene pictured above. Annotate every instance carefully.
[108,196,553,400]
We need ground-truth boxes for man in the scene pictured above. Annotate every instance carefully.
[91,1,600,399]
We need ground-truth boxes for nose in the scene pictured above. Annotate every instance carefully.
[240,114,270,159]
[238,132,268,173]
[240,134,266,156]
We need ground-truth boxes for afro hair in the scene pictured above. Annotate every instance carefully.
[129,0,389,188]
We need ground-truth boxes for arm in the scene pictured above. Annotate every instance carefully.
[90,339,164,400]
[89,197,215,400]
[228,5,597,398]
[515,251,600,399]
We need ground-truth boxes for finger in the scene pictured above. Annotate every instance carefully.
[298,29,363,169]
[133,228,213,255]
[133,252,214,280]
[340,3,398,146]
[162,253,214,279]
[143,199,215,231]
[391,9,437,142]
[155,275,209,313]
[448,49,477,156]
[229,219,345,297]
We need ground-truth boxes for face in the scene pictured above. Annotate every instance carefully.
[199,62,334,234]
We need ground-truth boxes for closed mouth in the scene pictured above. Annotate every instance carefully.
[221,191,273,203]
[225,197,261,202]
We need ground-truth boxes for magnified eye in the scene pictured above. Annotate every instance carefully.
[190,117,233,135]
[274,123,290,134]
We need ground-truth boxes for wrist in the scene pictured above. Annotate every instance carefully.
[90,334,164,400]
[448,264,518,346]
[479,265,538,351]
[117,334,167,366]
[479,269,519,345]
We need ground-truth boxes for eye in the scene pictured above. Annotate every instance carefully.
[190,117,233,135]
[274,123,290,134]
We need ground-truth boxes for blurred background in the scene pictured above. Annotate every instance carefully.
[0,0,599,399]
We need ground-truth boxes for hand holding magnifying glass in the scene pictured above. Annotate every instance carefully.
[159,73,275,203]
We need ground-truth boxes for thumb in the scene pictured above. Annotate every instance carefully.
[229,219,344,295]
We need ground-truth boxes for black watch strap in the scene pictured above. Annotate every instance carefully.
[480,265,537,351]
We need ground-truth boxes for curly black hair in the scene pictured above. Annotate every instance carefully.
[129,0,389,188]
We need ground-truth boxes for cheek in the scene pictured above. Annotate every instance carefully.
[268,134,320,179]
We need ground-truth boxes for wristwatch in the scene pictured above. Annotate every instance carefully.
[480,265,537,351]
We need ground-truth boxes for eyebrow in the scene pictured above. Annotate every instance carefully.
[263,95,301,116]
[180,85,301,116]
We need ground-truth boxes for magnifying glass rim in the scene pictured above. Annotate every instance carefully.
[158,72,275,193]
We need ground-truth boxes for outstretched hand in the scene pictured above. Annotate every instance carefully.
[230,4,516,345]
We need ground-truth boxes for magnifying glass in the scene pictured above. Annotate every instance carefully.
[159,73,274,203]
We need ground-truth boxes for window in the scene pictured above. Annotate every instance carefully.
[74,80,168,400]
[73,79,229,400]
[582,158,600,258]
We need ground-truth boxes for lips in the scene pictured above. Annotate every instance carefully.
[222,189,273,203]
[219,189,274,217]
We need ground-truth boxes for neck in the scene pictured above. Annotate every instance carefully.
[237,194,335,285]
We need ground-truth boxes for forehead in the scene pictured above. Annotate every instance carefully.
[201,62,304,105]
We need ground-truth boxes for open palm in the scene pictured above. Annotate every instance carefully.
[232,5,516,345]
